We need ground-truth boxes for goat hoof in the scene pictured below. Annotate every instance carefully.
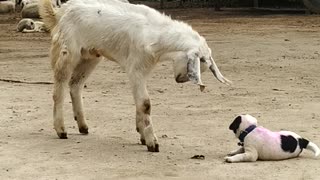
[79,127,89,134]
[58,132,68,139]
[140,139,146,145]
[147,144,159,152]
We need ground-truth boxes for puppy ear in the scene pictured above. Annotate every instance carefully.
[229,116,242,133]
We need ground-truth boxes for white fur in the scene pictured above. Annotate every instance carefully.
[38,0,229,152]
[17,18,47,33]
[27,20,46,32]
[225,114,320,163]
[20,0,60,7]
[0,1,15,13]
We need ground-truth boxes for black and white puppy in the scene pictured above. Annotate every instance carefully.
[225,114,320,163]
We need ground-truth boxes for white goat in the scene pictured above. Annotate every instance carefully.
[17,18,47,32]
[20,0,60,18]
[20,0,61,7]
[21,3,39,18]
[39,0,230,152]
[0,1,15,13]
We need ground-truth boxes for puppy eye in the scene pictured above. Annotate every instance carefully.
[30,22,34,25]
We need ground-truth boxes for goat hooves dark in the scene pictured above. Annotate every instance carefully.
[79,127,89,134]
[58,132,68,139]
[147,144,159,152]
[140,139,146,145]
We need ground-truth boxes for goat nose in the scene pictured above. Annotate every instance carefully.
[175,74,181,83]
[175,74,189,83]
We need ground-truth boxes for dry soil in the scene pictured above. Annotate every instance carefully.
[0,9,320,180]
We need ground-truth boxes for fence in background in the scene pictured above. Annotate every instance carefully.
[132,0,305,9]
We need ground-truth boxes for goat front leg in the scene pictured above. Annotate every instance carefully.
[129,74,159,152]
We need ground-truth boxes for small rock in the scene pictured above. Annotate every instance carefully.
[161,134,168,138]
[191,155,205,160]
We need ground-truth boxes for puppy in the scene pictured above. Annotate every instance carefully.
[225,114,320,163]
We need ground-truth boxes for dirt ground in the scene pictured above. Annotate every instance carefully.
[1,8,320,180]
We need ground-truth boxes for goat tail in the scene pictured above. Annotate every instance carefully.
[299,138,320,157]
[39,0,57,31]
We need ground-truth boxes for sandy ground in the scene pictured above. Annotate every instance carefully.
[0,9,320,180]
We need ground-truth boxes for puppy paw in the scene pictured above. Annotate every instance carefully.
[224,156,234,163]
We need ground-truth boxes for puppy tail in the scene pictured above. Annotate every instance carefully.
[39,0,57,31]
[299,138,320,157]
[307,142,320,157]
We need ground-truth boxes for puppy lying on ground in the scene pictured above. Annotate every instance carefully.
[225,114,320,163]
[16,18,48,33]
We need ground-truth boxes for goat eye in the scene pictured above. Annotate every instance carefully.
[200,57,206,63]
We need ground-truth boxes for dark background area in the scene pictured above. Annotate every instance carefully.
[132,0,305,9]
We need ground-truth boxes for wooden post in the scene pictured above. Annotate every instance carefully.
[254,0,259,8]
[214,0,221,11]
[160,0,164,9]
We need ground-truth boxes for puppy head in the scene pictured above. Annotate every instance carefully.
[229,114,258,138]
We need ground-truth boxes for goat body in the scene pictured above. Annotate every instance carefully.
[39,0,230,152]
[0,1,15,13]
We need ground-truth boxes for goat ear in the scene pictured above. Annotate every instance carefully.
[187,51,205,91]
[229,116,242,133]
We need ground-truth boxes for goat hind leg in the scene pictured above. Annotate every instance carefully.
[69,57,101,134]
[52,48,73,139]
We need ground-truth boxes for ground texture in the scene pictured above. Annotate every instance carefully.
[0,9,320,180]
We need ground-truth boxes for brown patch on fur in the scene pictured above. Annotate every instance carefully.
[81,48,101,59]
[143,99,151,115]
[52,94,58,101]
[89,48,101,57]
